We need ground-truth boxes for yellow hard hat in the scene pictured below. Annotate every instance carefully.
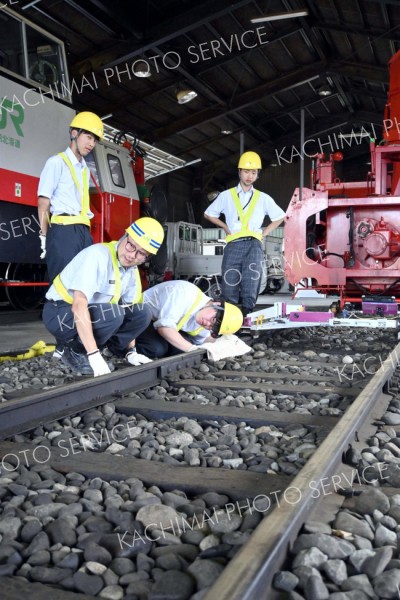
[70,112,104,140]
[238,151,262,170]
[126,217,164,254]
[217,302,244,335]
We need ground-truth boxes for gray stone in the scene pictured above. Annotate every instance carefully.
[322,559,347,585]
[187,559,224,589]
[208,510,242,534]
[101,532,152,558]
[99,585,124,600]
[149,569,195,599]
[46,518,77,547]
[73,570,104,595]
[27,550,51,565]
[292,533,355,559]
[354,489,390,515]
[304,574,329,600]
[374,524,397,547]
[30,566,73,584]
[83,488,103,503]
[86,561,108,575]
[292,548,328,569]
[341,574,376,598]
[165,432,193,447]
[373,568,400,598]
[109,557,136,576]
[57,552,80,570]
[349,549,375,572]
[333,513,374,541]
[22,531,50,556]
[20,519,42,543]
[136,504,181,529]
[84,543,113,565]
[362,546,392,578]
[183,420,203,437]
[0,517,21,538]
[273,570,299,591]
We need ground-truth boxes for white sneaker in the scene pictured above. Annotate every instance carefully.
[53,345,64,359]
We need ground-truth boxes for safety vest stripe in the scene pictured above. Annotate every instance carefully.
[177,288,205,335]
[52,242,142,305]
[225,188,263,243]
[51,152,90,226]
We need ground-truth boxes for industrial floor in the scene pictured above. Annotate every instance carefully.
[0,292,338,355]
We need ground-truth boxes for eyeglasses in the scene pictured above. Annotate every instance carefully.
[125,237,150,260]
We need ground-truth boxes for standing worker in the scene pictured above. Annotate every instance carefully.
[42,217,164,377]
[204,151,285,320]
[136,280,243,358]
[37,111,104,282]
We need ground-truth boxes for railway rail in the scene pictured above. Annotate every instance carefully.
[0,325,399,599]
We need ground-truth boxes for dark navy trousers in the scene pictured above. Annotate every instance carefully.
[43,301,152,356]
[136,324,193,358]
[46,223,92,283]
[221,238,264,315]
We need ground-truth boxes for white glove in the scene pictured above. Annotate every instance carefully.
[87,350,111,376]
[186,344,199,352]
[126,349,153,366]
[39,234,46,259]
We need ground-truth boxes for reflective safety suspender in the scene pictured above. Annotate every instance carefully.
[53,242,142,305]
[50,152,91,226]
[176,288,205,336]
[225,188,263,243]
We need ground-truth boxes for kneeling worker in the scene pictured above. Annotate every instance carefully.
[136,280,243,358]
[42,217,164,376]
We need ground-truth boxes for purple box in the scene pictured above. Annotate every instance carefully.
[288,311,333,322]
[362,302,398,316]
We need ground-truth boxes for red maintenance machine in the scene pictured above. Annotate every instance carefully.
[284,50,400,314]
[0,6,170,310]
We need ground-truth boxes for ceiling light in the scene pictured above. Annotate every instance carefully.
[250,9,308,23]
[207,191,220,202]
[176,89,198,104]
[221,127,233,135]
[133,59,151,78]
[338,132,370,138]
[318,86,332,97]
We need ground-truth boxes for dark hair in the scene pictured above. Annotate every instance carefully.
[211,302,225,338]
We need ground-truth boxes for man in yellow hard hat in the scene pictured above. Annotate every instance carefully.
[37,111,104,283]
[204,151,285,320]
[43,217,164,377]
[135,280,243,358]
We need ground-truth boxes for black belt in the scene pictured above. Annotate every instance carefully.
[230,236,257,243]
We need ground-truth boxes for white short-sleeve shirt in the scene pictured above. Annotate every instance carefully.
[143,280,212,344]
[46,242,139,304]
[38,146,93,219]
[205,183,285,235]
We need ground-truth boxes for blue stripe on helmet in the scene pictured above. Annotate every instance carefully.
[150,240,161,248]
[131,223,145,236]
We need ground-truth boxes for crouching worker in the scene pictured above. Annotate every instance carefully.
[42,217,164,376]
[136,280,243,358]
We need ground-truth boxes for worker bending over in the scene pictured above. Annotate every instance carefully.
[42,217,164,376]
[136,280,243,358]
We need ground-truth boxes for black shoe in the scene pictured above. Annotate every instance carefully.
[61,346,93,375]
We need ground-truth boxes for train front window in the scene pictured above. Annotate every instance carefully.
[0,12,24,77]
[26,28,62,89]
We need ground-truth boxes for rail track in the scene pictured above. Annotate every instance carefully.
[0,325,399,599]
